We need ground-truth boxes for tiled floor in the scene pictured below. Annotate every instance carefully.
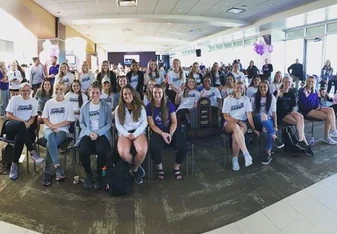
[0,221,41,234]
[207,173,337,234]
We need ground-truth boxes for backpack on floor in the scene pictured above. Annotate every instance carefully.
[284,126,303,153]
[104,159,133,196]
[0,144,14,174]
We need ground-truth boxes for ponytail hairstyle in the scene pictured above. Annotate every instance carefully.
[90,80,101,94]
[173,58,184,80]
[150,84,169,127]
[183,77,196,98]
[254,81,272,114]
[70,80,83,108]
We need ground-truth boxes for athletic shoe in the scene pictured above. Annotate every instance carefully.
[244,153,253,167]
[55,166,65,181]
[42,172,51,186]
[232,157,240,171]
[329,130,337,138]
[322,137,337,145]
[131,169,143,184]
[262,155,273,165]
[9,163,18,180]
[83,174,93,188]
[274,138,285,149]
[30,151,44,164]
[296,140,307,150]
[305,146,314,157]
[94,176,103,190]
[138,165,145,178]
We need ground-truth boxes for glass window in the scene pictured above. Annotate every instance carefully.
[286,29,304,40]
[306,25,325,37]
[305,39,323,76]
[327,22,337,34]
[233,41,243,47]
[285,39,304,73]
[325,34,337,72]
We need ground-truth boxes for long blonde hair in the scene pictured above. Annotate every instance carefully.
[232,81,245,97]
[150,85,169,127]
[272,71,282,84]
[58,62,69,79]
[172,58,184,80]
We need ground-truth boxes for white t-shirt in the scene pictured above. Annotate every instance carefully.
[64,92,88,118]
[168,70,185,90]
[193,73,201,84]
[89,102,101,132]
[232,71,246,83]
[177,90,201,111]
[6,96,38,121]
[143,95,150,106]
[221,87,233,99]
[80,72,94,92]
[130,74,139,89]
[7,70,23,90]
[153,71,165,85]
[42,98,75,133]
[55,72,74,90]
[247,86,258,99]
[251,95,276,117]
[201,87,222,107]
[222,96,252,121]
[214,72,220,85]
[101,92,114,109]
[270,83,282,95]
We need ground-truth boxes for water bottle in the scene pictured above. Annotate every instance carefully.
[310,137,315,145]
[102,166,107,177]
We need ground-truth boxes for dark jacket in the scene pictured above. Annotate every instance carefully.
[96,71,117,93]
[126,71,144,97]
[246,65,259,79]
[210,70,226,86]
[288,63,304,81]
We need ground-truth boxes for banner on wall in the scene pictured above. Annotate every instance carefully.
[262,34,271,45]
[124,55,140,65]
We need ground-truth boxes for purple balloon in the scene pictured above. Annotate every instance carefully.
[267,45,274,53]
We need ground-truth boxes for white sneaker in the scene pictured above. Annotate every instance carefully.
[244,153,253,167]
[322,136,337,145]
[232,157,240,171]
[329,130,337,138]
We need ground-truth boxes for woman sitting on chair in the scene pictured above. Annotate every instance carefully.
[143,79,155,106]
[222,81,255,171]
[146,84,189,181]
[77,81,112,189]
[3,82,43,180]
[276,76,313,156]
[175,77,200,124]
[201,75,222,111]
[35,79,52,124]
[251,81,284,165]
[115,85,148,184]
[65,80,88,120]
[298,76,337,145]
[41,82,75,186]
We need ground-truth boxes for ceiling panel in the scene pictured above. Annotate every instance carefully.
[97,0,117,8]
[234,0,269,9]
[154,0,179,14]
[137,0,158,8]
[80,1,99,8]
[171,1,197,15]
[186,3,212,16]
[60,2,81,9]
[118,7,137,14]
[202,5,228,17]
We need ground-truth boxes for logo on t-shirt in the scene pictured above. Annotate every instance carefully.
[82,76,90,82]
[188,93,196,98]
[17,104,33,111]
[102,97,112,103]
[69,97,78,102]
[63,78,69,83]
[131,76,138,83]
[50,107,65,114]
[173,77,180,82]
[206,92,215,98]
[89,110,100,117]
[230,103,244,111]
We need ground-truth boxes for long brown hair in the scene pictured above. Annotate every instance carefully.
[150,84,169,127]
[117,85,144,125]
[58,62,69,79]
[69,80,83,108]
[148,59,159,79]
[100,60,110,77]
[145,80,156,103]
[38,79,52,97]
[183,77,196,97]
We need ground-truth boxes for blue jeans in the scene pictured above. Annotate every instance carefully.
[254,115,275,151]
[44,128,67,169]
[0,89,9,116]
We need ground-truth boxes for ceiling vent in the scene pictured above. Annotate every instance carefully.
[118,0,137,7]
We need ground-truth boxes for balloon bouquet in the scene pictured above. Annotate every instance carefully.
[253,37,274,56]
[38,40,60,66]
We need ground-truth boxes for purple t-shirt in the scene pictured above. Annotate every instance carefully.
[0,71,9,90]
[146,101,175,132]
[49,64,59,84]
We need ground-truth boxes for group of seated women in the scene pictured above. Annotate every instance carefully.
[3,58,337,189]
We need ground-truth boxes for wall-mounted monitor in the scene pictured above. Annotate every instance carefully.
[124,55,140,65]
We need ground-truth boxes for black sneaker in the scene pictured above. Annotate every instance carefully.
[131,170,143,184]
[138,165,145,178]
[296,140,307,150]
[261,155,273,165]
[94,175,103,190]
[305,146,314,157]
[42,172,51,186]
[83,173,93,188]
[275,138,284,149]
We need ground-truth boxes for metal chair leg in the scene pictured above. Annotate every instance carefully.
[26,148,30,173]
[191,144,195,175]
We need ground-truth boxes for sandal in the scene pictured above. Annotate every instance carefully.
[157,169,164,180]
[173,169,183,181]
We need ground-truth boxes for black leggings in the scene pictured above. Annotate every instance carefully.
[79,135,111,176]
[3,120,36,163]
[167,90,177,106]
[327,80,337,94]
[150,127,188,165]
[176,108,190,124]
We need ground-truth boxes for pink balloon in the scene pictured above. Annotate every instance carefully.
[49,46,60,57]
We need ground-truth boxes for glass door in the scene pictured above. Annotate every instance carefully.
[304,38,323,77]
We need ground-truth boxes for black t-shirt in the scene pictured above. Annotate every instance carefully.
[277,91,296,118]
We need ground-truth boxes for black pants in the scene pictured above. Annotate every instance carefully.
[167,90,177,107]
[327,80,337,94]
[150,127,188,165]
[79,135,111,176]
[3,120,36,163]
[176,108,190,124]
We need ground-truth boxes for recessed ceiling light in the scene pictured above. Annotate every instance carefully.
[178,9,183,12]
[189,29,201,33]
[56,11,61,13]
[226,7,245,14]
[269,3,273,6]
